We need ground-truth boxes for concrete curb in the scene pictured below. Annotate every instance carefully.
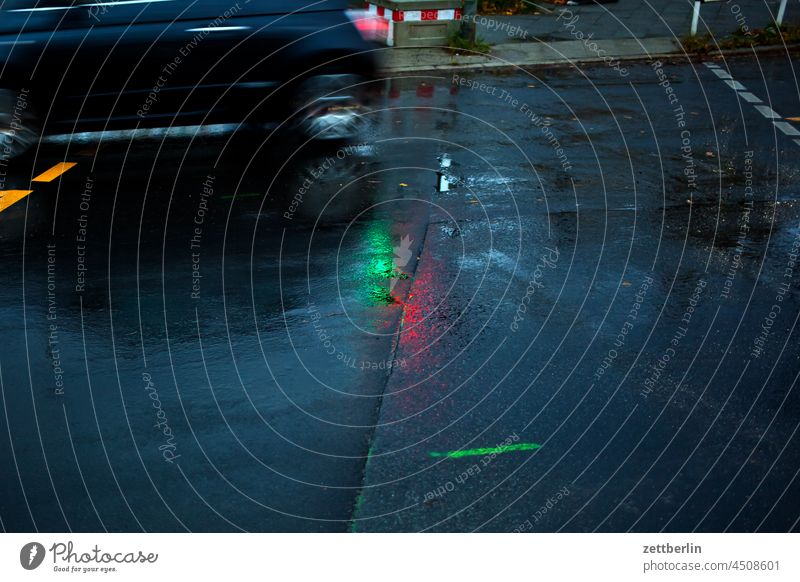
[377,37,800,75]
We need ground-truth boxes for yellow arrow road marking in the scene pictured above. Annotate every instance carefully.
[0,190,35,213]
[786,117,800,122]
[33,162,77,183]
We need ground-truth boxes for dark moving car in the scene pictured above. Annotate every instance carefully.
[0,0,378,157]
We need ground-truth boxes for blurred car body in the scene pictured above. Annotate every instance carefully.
[0,0,378,156]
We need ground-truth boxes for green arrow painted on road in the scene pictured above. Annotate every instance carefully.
[429,443,542,459]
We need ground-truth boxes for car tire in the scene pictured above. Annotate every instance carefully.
[0,88,40,160]
[290,73,367,141]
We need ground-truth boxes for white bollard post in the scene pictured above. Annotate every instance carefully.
[690,0,701,37]
[776,0,788,26]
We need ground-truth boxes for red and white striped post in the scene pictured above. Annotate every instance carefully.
[365,0,463,47]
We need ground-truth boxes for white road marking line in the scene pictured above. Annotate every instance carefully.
[724,79,747,91]
[704,62,719,68]
[711,70,800,143]
[754,105,782,119]
[738,91,762,103]
[185,26,251,33]
[773,121,800,136]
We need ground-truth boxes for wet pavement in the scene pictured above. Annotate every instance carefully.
[1,54,800,532]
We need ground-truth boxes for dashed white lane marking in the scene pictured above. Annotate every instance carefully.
[774,121,800,136]
[711,67,800,145]
[724,79,747,91]
[703,62,720,68]
[754,105,782,119]
[738,91,762,104]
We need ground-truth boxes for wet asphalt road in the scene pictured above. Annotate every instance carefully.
[1,54,800,532]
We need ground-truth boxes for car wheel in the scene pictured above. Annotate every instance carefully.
[0,88,40,160]
[291,74,367,141]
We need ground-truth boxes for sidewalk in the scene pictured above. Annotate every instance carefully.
[379,36,679,73]
[379,0,798,73]
[476,0,793,44]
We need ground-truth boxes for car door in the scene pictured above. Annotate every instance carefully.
[54,0,249,127]
[3,0,361,130]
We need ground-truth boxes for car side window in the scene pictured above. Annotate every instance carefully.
[0,1,190,15]
[0,1,99,17]
[1,1,198,28]
[1,1,82,9]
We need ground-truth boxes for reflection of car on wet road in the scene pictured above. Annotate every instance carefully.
[0,0,377,157]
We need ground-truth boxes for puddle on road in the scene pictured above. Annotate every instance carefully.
[436,153,465,194]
